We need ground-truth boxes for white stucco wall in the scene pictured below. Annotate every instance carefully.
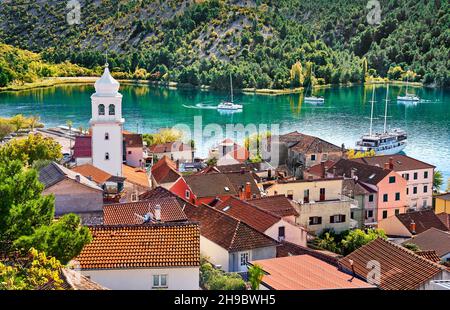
[126,147,144,168]
[91,123,123,177]
[264,220,307,246]
[81,267,199,290]
[75,157,93,166]
[199,236,230,272]
[401,168,434,210]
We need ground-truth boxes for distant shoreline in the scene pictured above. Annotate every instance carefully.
[0,76,425,95]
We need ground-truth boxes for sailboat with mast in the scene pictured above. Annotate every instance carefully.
[303,68,324,104]
[397,77,420,103]
[217,73,243,111]
[355,85,407,155]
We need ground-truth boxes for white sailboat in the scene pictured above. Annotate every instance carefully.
[304,68,324,104]
[217,73,243,111]
[356,85,407,155]
[397,77,420,103]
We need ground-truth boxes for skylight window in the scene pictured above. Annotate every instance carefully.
[223,206,231,212]
[224,187,230,192]
[369,173,376,179]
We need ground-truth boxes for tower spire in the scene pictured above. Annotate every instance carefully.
[105,51,109,68]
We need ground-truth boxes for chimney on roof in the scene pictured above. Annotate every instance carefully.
[341,143,345,153]
[384,162,390,170]
[75,174,81,183]
[239,185,245,200]
[410,220,416,234]
[176,159,180,171]
[389,157,394,170]
[332,167,337,177]
[245,182,251,200]
[154,204,161,222]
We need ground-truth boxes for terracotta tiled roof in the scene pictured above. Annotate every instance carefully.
[353,154,435,171]
[304,160,335,178]
[38,162,102,191]
[342,178,375,197]
[252,255,374,290]
[76,223,200,270]
[103,197,187,225]
[72,164,112,184]
[151,156,181,184]
[224,172,261,197]
[183,203,278,252]
[415,250,442,263]
[396,210,449,234]
[123,133,143,148]
[185,173,238,198]
[248,195,299,217]
[73,136,92,158]
[39,268,108,290]
[214,196,282,232]
[184,172,260,199]
[217,162,273,173]
[436,212,450,229]
[403,227,450,257]
[279,131,342,154]
[339,238,446,290]
[330,158,391,185]
[276,241,341,266]
[148,141,192,153]
[122,164,150,188]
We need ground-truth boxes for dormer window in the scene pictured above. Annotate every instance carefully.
[109,104,115,115]
[105,152,110,160]
[98,104,105,115]
[105,133,109,140]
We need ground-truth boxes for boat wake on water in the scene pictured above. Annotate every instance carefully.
[182,103,217,110]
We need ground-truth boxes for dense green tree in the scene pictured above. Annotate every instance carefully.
[248,264,264,290]
[434,170,444,193]
[0,158,91,263]
[0,133,62,166]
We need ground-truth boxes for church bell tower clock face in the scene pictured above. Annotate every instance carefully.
[90,63,124,177]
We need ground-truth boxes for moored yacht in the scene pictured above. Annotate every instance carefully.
[356,85,407,155]
[397,77,420,103]
[217,73,243,111]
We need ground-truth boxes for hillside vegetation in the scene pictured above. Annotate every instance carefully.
[0,43,94,88]
[0,0,448,88]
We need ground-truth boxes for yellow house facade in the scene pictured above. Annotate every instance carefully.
[435,193,450,214]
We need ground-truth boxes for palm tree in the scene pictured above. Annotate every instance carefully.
[433,170,443,193]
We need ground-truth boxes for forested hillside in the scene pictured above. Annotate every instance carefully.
[0,0,448,88]
[0,43,94,87]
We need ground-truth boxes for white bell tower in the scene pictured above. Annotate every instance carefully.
[90,63,124,177]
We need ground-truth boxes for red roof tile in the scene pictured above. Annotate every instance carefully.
[214,196,281,232]
[396,210,449,234]
[123,133,143,148]
[253,255,374,290]
[248,195,299,217]
[151,156,181,184]
[403,227,450,257]
[72,164,112,184]
[415,250,442,263]
[436,212,450,229]
[276,240,341,266]
[339,238,446,290]
[103,197,187,225]
[353,154,435,171]
[76,223,200,270]
[183,203,278,252]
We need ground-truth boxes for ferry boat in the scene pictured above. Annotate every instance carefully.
[397,78,420,103]
[356,85,407,155]
[217,74,242,111]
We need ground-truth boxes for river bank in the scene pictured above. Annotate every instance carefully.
[0,76,425,95]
